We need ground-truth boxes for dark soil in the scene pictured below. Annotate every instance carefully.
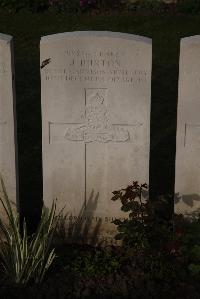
[0,243,200,299]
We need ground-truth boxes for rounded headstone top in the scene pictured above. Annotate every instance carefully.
[0,33,12,42]
[181,35,200,45]
[41,31,151,45]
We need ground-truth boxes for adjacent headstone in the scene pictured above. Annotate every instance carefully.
[0,33,18,221]
[40,31,152,244]
[175,36,200,215]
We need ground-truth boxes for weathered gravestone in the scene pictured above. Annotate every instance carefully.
[0,33,18,221]
[40,31,152,244]
[175,35,200,215]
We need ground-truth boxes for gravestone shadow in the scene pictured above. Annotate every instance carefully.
[55,189,103,246]
[149,38,179,218]
[175,192,200,209]
[15,58,43,235]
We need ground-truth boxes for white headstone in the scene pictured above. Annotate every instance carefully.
[175,36,200,215]
[0,33,18,221]
[40,31,152,244]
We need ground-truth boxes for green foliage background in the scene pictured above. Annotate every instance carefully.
[0,0,200,13]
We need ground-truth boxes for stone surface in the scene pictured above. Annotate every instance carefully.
[0,33,18,221]
[40,31,152,244]
[175,36,200,215]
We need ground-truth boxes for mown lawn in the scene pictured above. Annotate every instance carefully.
[0,11,200,224]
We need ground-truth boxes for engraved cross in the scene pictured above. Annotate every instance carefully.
[49,88,143,208]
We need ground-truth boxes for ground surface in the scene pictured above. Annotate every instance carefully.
[0,243,199,299]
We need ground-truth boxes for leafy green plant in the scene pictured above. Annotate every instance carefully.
[175,212,200,277]
[64,248,120,277]
[0,0,28,11]
[0,178,57,284]
[28,0,50,12]
[124,0,165,12]
[111,181,172,251]
[50,0,80,13]
[0,0,50,12]
[176,0,200,14]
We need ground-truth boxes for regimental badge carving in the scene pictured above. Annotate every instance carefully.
[65,88,130,143]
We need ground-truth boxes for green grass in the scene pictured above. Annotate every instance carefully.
[0,11,200,222]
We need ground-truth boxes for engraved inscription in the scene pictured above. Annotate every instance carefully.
[64,49,124,58]
[43,48,149,85]
[44,68,147,85]
[67,215,127,223]
[65,89,130,143]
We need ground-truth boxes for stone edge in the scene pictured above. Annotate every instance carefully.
[181,35,200,45]
[40,31,151,45]
[0,33,12,42]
